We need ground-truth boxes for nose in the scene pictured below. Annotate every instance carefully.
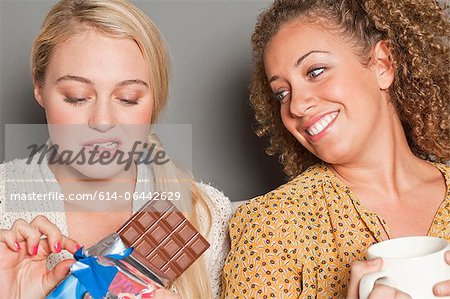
[88,99,115,132]
[288,89,316,118]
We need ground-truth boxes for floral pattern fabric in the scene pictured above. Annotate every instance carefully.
[222,163,450,299]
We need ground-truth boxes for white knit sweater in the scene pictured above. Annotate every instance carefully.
[0,157,233,298]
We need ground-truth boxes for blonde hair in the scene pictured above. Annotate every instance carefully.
[31,0,213,297]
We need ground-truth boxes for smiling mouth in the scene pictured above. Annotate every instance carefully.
[306,111,339,136]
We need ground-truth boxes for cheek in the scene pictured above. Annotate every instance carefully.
[44,102,86,124]
[115,105,153,124]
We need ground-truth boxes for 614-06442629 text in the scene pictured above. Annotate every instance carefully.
[8,191,181,202]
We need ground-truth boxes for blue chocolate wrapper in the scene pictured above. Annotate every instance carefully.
[46,233,150,299]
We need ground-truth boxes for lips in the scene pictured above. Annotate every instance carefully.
[301,110,339,141]
[306,111,339,136]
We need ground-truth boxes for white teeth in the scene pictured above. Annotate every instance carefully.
[89,141,118,149]
[315,122,324,133]
[306,112,338,136]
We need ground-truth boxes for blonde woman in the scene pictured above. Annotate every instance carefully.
[0,0,233,298]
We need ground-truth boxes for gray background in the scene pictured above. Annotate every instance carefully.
[0,0,286,201]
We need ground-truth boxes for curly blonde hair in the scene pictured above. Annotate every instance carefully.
[250,0,450,179]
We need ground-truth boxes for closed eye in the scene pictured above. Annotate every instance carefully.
[273,90,290,102]
[307,66,326,79]
[64,97,87,106]
[118,98,139,106]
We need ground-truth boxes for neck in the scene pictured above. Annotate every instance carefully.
[49,162,137,211]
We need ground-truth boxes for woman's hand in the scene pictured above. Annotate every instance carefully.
[346,258,411,299]
[0,215,79,299]
[433,250,450,297]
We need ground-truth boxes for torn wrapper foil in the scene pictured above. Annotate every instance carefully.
[47,233,163,299]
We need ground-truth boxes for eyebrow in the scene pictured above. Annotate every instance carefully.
[268,50,329,84]
[117,79,149,88]
[55,75,149,88]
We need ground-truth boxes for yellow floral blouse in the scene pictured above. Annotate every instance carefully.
[222,163,450,299]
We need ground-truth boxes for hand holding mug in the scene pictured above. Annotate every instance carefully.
[346,258,411,299]
[357,236,450,299]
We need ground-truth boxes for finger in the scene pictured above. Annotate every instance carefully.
[369,284,412,299]
[445,251,450,265]
[146,278,164,289]
[31,237,78,260]
[347,258,383,299]
[11,218,41,255]
[61,235,81,254]
[434,280,450,297]
[31,215,63,254]
[0,229,22,252]
[42,259,75,295]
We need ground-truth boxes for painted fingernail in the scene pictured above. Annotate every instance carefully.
[54,242,61,253]
[14,241,21,251]
[32,244,38,255]
[75,244,81,250]
[141,291,155,298]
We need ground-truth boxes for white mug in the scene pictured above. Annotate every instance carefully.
[359,236,450,299]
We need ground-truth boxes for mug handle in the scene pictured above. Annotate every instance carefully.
[359,270,388,299]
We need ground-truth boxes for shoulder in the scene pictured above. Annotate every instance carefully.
[434,162,450,175]
[234,163,329,219]
[195,183,233,297]
[229,163,331,242]
[1,157,43,181]
[432,162,450,191]
[196,182,233,220]
[0,159,27,203]
[0,157,46,200]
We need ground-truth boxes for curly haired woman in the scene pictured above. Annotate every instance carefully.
[222,0,449,298]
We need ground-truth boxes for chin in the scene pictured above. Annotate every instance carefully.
[73,164,128,180]
[313,144,355,165]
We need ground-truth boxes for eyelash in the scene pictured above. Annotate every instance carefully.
[273,90,290,102]
[118,98,139,106]
[64,97,86,106]
[307,66,326,79]
[272,66,327,102]
[63,98,140,106]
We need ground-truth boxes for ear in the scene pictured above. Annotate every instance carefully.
[372,40,395,90]
[33,79,45,108]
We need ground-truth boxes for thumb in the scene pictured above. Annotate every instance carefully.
[42,259,75,295]
[347,258,383,299]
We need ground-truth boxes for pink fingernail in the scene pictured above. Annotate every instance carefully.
[32,244,38,255]
[142,291,155,298]
[14,241,21,251]
[54,242,61,253]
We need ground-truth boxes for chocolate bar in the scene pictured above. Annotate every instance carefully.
[117,199,210,287]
